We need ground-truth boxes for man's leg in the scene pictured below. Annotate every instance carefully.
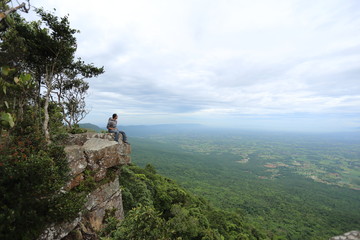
[119,131,128,143]
[109,129,120,142]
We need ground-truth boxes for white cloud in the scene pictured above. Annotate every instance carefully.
[26,0,360,131]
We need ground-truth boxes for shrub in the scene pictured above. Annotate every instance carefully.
[0,134,84,240]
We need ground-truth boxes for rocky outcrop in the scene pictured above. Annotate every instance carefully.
[330,231,360,240]
[64,133,130,188]
[39,133,131,240]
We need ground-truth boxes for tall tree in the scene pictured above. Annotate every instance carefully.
[3,8,104,141]
[1,3,89,239]
[52,70,90,128]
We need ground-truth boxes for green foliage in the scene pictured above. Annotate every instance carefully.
[113,204,168,240]
[1,6,104,139]
[119,166,154,211]
[0,112,14,128]
[73,169,97,193]
[0,57,36,132]
[73,167,120,195]
[103,164,266,240]
[68,124,87,134]
[145,163,157,174]
[101,216,121,238]
[0,133,84,240]
[0,66,16,130]
[130,132,360,240]
[29,8,103,130]
[0,3,102,239]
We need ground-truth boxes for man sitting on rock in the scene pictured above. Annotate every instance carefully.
[107,113,128,144]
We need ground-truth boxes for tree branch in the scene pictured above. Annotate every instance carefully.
[0,3,26,22]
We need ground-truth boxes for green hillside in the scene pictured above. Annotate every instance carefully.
[101,164,267,240]
[79,123,105,132]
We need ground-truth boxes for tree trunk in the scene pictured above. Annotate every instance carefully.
[43,69,53,144]
[43,83,51,143]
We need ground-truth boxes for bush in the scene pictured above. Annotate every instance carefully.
[68,124,87,134]
[113,204,168,240]
[0,134,84,240]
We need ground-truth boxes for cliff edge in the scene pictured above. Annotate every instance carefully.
[39,133,131,240]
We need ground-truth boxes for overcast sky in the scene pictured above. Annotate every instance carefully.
[26,0,360,132]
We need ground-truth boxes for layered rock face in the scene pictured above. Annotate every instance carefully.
[39,133,131,240]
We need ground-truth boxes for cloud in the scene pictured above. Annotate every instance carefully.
[26,0,360,131]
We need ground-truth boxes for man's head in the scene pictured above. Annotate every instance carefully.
[112,113,118,119]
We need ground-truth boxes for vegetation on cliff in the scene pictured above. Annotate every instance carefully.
[0,126,84,239]
[0,2,103,239]
[101,164,267,240]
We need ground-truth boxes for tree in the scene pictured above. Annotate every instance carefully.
[0,3,100,239]
[0,66,34,132]
[0,1,29,30]
[31,8,104,141]
[52,63,100,129]
[1,8,103,141]
[0,1,31,132]
[113,204,169,240]
[115,165,268,240]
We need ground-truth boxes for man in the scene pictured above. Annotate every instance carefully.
[107,113,128,143]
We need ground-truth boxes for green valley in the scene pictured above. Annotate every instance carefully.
[127,127,360,240]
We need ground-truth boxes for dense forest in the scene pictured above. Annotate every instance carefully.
[100,164,267,240]
[125,126,360,240]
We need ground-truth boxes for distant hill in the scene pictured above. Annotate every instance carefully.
[79,123,105,133]
[79,123,208,136]
[121,123,207,137]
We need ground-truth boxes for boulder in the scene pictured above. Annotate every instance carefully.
[83,138,131,181]
[64,133,131,186]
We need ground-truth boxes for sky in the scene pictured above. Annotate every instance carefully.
[25,0,360,132]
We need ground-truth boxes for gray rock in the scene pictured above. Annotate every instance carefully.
[39,133,130,240]
[84,138,130,181]
[65,145,87,177]
[38,216,82,240]
[84,177,124,231]
[39,178,124,240]
[330,231,360,240]
[64,132,116,146]
[64,134,131,185]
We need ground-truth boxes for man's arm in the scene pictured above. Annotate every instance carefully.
[107,119,117,130]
